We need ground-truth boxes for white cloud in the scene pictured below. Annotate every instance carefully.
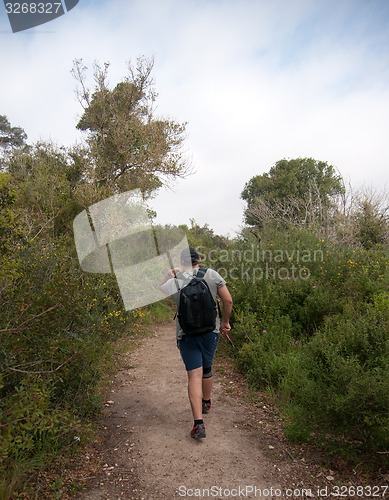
[1,0,388,235]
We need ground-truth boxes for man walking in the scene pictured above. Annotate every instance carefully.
[160,247,233,439]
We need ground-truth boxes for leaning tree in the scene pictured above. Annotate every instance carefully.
[72,57,191,204]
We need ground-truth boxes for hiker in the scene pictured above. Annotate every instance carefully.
[160,246,233,439]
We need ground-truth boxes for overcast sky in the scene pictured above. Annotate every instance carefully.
[1,0,388,236]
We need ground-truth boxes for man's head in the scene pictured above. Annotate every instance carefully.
[180,246,200,267]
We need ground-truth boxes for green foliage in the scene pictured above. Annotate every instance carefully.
[0,376,81,468]
[0,115,27,155]
[283,300,389,455]
[241,157,344,226]
[8,142,83,239]
[236,313,296,389]
[0,229,135,493]
[0,173,17,246]
[139,300,176,325]
[1,237,128,395]
[185,219,230,256]
[0,173,23,304]
[160,194,388,468]
[222,221,389,466]
[1,104,387,494]
[0,94,190,493]
[0,54,191,492]
[355,200,387,250]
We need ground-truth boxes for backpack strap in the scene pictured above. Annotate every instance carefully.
[196,267,219,317]
[197,267,221,319]
[196,267,207,279]
[175,271,193,285]
[193,267,222,320]
[172,271,192,321]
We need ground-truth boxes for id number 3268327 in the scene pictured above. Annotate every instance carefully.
[5,2,63,14]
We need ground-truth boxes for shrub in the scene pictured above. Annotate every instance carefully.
[283,299,389,455]
[0,376,81,473]
[236,314,297,389]
[228,226,388,465]
[0,234,131,489]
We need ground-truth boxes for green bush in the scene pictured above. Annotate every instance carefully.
[0,376,81,470]
[236,313,297,389]
[0,235,132,488]
[227,227,389,465]
[283,299,389,453]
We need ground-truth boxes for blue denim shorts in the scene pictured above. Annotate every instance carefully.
[178,331,219,372]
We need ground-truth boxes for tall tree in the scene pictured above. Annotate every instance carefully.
[0,115,27,150]
[241,157,345,228]
[72,57,190,201]
[0,115,28,170]
[355,198,388,250]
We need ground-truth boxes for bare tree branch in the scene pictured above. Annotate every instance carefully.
[0,303,62,334]
[6,352,80,375]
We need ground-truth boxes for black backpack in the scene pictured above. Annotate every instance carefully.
[176,268,217,336]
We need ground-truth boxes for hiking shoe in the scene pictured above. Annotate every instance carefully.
[191,423,206,439]
[202,401,211,414]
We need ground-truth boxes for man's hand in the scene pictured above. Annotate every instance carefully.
[168,267,182,278]
[220,321,231,335]
[160,267,182,286]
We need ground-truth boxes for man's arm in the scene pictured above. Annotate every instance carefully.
[160,267,181,292]
[217,285,233,334]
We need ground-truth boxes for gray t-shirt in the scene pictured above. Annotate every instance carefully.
[160,267,227,340]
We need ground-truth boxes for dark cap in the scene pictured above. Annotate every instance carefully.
[180,246,200,266]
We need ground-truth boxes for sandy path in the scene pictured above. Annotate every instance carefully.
[80,322,329,499]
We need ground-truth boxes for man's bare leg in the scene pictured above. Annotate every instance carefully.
[202,376,212,401]
[187,367,203,420]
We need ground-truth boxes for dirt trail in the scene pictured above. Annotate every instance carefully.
[79,322,339,499]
